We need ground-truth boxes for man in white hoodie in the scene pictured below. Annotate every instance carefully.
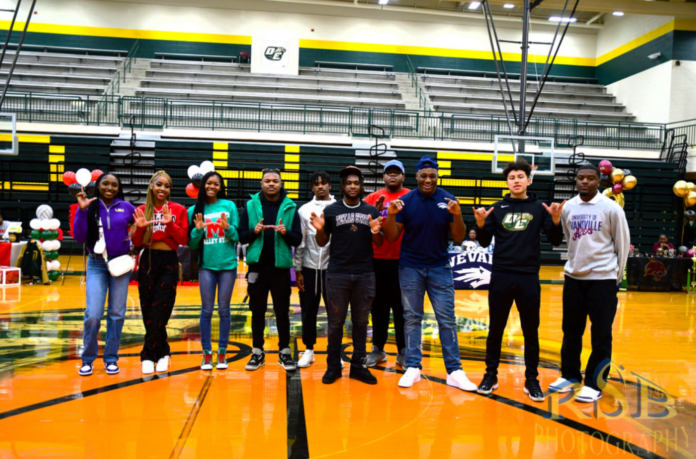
[295,171,336,368]
[549,163,630,403]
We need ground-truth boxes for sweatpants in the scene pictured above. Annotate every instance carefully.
[138,249,179,362]
[561,276,618,391]
[248,265,292,351]
[485,271,541,380]
[298,268,328,350]
[371,259,405,352]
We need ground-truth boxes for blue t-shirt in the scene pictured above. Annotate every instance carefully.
[396,187,455,268]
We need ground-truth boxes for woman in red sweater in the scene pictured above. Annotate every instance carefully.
[132,171,189,374]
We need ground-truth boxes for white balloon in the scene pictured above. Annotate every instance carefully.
[46,261,53,272]
[36,204,53,220]
[42,241,53,251]
[30,219,41,230]
[49,218,61,230]
[200,161,215,174]
[53,241,61,251]
[76,168,92,187]
[187,165,201,179]
[51,260,61,271]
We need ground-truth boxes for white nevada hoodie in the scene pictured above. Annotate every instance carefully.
[294,195,336,273]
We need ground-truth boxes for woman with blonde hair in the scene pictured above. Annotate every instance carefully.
[132,170,189,374]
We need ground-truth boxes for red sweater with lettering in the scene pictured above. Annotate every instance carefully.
[132,201,189,250]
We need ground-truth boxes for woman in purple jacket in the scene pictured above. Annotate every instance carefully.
[73,173,135,376]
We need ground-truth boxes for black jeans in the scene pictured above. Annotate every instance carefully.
[326,272,376,370]
[485,271,541,380]
[247,266,292,351]
[138,249,179,362]
[561,276,618,391]
[299,268,328,349]
[371,259,405,352]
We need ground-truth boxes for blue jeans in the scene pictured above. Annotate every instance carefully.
[199,268,237,351]
[82,254,131,364]
[399,265,462,374]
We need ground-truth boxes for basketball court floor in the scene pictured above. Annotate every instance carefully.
[0,263,694,459]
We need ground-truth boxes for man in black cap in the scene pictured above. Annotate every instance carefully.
[311,166,384,385]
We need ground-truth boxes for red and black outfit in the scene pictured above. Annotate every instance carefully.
[132,202,189,362]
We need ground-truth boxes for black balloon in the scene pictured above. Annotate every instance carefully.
[686,210,696,221]
[600,174,612,189]
[68,183,82,197]
[623,169,632,177]
[192,173,203,189]
[86,181,96,195]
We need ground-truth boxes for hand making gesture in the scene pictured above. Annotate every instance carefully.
[387,199,404,216]
[134,208,152,228]
[275,218,287,235]
[160,205,173,225]
[76,187,97,210]
[375,195,386,213]
[542,200,566,225]
[369,215,383,233]
[310,212,325,231]
[472,206,494,228]
[218,212,230,231]
[254,218,265,234]
[194,214,209,231]
[444,197,461,216]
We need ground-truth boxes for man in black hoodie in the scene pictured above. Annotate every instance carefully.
[473,159,564,402]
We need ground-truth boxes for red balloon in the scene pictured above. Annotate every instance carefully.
[599,160,613,176]
[612,183,623,195]
[186,183,199,198]
[91,169,104,181]
[62,171,77,186]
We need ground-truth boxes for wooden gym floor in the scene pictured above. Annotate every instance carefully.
[0,262,694,459]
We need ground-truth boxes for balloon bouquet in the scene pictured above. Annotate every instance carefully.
[598,160,638,209]
[29,205,62,282]
[63,168,104,197]
[185,161,216,198]
[672,180,696,207]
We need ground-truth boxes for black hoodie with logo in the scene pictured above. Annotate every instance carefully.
[477,192,564,274]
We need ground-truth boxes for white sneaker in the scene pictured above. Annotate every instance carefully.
[142,360,155,375]
[446,370,477,392]
[575,386,602,403]
[298,350,315,368]
[156,356,170,373]
[398,368,421,388]
[548,377,574,393]
[341,359,345,369]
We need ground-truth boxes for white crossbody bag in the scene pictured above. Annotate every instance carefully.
[94,213,135,277]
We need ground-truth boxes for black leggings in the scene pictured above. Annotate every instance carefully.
[138,248,179,362]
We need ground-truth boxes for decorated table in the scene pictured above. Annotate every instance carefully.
[626,256,690,292]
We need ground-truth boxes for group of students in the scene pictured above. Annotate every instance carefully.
[71,155,629,403]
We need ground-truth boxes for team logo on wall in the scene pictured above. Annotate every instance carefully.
[264,47,287,61]
[502,212,533,231]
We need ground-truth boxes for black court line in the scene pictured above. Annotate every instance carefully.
[169,373,215,459]
[368,365,667,459]
[0,343,252,422]
[288,338,309,459]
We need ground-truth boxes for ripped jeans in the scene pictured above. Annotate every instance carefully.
[399,265,462,374]
[325,272,376,370]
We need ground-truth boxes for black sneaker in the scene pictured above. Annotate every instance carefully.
[245,348,265,371]
[278,348,296,371]
[349,365,377,385]
[477,374,499,395]
[524,379,545,402]
[322,367,343,384]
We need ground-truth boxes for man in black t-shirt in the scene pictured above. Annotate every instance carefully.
[312,166,384,385]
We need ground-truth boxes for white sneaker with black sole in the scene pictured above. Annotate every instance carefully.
[575,386,602,403]
[298,350,315,368]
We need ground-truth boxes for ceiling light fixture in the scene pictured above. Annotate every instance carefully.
[612,11,624,16]
[549,16,577,23]
[503,4,515,8]
[378,0,389,4]
[468,2,482,9]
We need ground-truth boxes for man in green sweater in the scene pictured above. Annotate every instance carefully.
[239,169,303,371]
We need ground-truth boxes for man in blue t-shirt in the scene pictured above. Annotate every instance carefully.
[384,156,477,392]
